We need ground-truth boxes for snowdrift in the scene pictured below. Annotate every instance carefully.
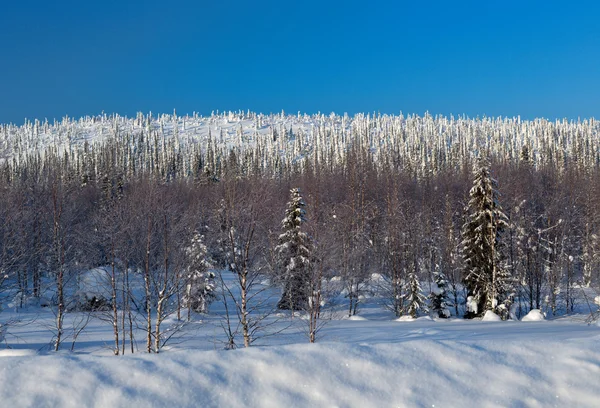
[0,338,599,408]
[522,309,546,322]
[482,310,502,321]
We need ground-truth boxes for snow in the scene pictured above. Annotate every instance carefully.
[0,271,598,406]
[482,310,502,321]
[466,295,478,315]
[0,320,599,407]
[347,315,367,321]
[75,267,112,303]
[522,309,546,322]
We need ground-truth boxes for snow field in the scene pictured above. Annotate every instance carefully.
[1,304,599,408]
[0,336,598,408]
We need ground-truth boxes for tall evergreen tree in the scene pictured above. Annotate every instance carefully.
[276,188,313,311]
[462,157,513,319]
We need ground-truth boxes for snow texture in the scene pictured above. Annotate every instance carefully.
[522,309,546,322]
[0,270,598,407]
[482,310,502,321]
[0,333,598,407]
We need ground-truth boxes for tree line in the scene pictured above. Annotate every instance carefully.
[0,111,598,351]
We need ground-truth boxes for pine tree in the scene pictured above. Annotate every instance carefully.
[276,188,313,311]
[461,157,513,319]
[405,272,427,318]
[184,232,215,316]
[520,144,532,168]
[429,269,451,318]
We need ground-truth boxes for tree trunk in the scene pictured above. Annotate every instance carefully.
[110,243,119,355]
[144,216,153,353]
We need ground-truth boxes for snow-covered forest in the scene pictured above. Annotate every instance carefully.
[1,111,599,318]
[0,111,599,406]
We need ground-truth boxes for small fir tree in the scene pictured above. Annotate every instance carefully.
[405,272,428,318]
[184,232,215,317]
[429,269,451,318]
[276,188,313,311]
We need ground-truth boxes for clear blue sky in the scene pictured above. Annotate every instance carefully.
[1,0,599,124]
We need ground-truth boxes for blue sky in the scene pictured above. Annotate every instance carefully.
[0,0,598,124]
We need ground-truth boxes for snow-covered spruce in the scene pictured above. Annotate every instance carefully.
[184,232,215,316]
[461,157,514,319]
[275,188,313,311]
[404,272,428,318]
[429,270,451,318]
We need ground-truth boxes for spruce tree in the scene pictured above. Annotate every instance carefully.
[405,272,427,318]
[276,188,313,311]
[184,232,215,316]
[429,269,451,318]
[461,157,513,319]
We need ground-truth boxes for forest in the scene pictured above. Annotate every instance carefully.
[0,110,599,353]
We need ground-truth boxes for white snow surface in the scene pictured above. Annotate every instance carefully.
[0,322,599,408]
[481,310,502,321]
[522,309,546,322]
[0,269,599,407]
[76,267,112,301]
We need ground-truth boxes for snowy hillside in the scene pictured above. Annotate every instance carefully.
[2,110,599,182]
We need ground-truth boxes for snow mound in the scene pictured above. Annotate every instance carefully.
[521,309,545,322]
[0,349,36,357]
[395,316,415,322]
[0,341,599,407]
[417,316,434,321]
[347,315,367,321]
[482,310,502,321]
[77,267,112,300]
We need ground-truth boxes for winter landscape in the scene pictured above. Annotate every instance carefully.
[3,1,600,407]
[0,111,598,407]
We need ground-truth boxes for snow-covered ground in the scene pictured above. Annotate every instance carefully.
[1,272,599,408]
[1,332,599,408]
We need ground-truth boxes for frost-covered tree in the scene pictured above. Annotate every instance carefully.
[184,232,215,317]
[276,188,313,311]
[2,108,600,342]
[429,269,451,318]
[405,272,427,318]
[462,157,513,319]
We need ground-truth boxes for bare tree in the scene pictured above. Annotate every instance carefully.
[215,178,281,348]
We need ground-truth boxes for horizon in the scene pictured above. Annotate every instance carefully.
[5,109,599,127]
